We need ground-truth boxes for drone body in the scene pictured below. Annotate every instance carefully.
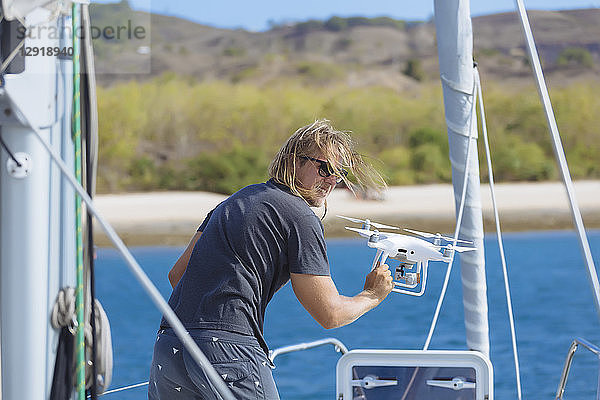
[339,216,476,297]
[363,231,449,263]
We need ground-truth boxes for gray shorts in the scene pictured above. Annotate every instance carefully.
[148,328,280,400]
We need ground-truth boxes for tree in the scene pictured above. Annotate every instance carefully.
[403,59,425,81]
[556,47,594,68]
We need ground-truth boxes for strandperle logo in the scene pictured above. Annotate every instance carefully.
[17,20,147,40]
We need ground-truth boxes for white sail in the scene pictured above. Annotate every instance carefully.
[433,0,490,356]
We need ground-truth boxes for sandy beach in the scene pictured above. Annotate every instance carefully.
[93,180,600,246]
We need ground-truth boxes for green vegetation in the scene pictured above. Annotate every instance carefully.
[403,59,425,81]
[279,16,407,33]
[295,61,345,84]
[556,47,594,68]
[180,146,270,194]
[333,38,353,52]
[231,65,259,83]
[294,20,324,33]
[223,46,246,57]
[96,77,600,194]
[324,16,406,31]
[324,17,347,32]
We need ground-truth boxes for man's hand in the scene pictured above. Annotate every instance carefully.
[290,263,393,330]
[363,263,394,302]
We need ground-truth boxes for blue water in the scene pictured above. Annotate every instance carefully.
[96,230,600,399]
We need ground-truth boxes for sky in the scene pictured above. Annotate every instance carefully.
[96,0,600,31]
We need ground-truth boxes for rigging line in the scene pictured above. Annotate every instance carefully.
[0,38,25,75]
[0,128,22,167]
[82,2,99,197]
[81,5,99,397]
[475,68,523,400]
[86,381,148,398]
[72,4,86,399]
[513,0,600,319]
[423,72,477,351]
[28,125,235,400]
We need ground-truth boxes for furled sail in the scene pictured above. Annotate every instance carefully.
[433,0,490,355]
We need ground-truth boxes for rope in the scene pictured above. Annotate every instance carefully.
[475,68,523,400]
[83,300,113,394]
[0,129,22,167]
[72,3,86,399]
[82,4,101,397]
[51,288,77,332]
[423,69,477,351]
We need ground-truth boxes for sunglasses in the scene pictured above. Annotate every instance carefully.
[299,156,348,183]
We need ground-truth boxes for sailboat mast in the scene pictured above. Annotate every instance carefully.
[433,0,490,355]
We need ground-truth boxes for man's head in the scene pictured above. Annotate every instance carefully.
[269,119,385,207]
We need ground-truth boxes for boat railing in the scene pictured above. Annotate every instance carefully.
[269,338,348,363]
[555,337,600,400]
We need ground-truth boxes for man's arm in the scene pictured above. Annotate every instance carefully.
[290,264,393,329]
[168,231,202,288]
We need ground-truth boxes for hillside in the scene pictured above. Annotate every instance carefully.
[89,3,600,88]
[89,4,600,195]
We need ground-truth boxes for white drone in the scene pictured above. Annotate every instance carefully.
[338,215,476,297]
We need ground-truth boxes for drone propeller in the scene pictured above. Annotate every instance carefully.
[451,245,477,253]
[345,226,378,238]
[435,244,477,253]
[404,228,473,244]
[337,215,399,230]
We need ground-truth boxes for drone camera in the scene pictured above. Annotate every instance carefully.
[405,273,418,286]
[394,262,415,281]
[395,270,418,286]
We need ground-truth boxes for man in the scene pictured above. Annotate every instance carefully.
[149,120,393,399]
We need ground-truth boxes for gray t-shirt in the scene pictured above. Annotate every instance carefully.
[161,179,330,354]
